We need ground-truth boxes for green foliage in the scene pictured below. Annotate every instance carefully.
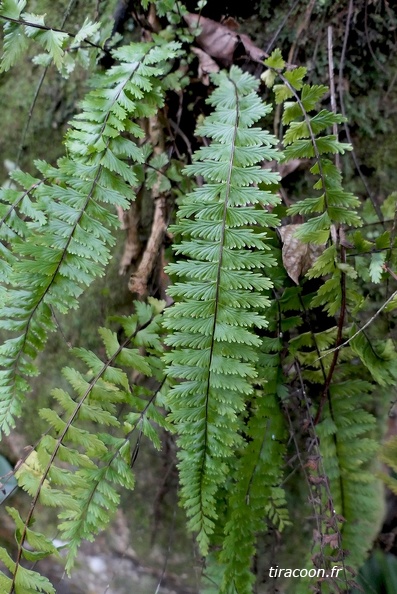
[163,66,281,556]
[218,339,289,594]
[0,38,180,436]
[0,0,101,75]
[264,50,394,582]
[0,298,167,586]
[0,11,396,594]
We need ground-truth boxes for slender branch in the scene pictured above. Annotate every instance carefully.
[264,0,300,55]
[327,26,340,170]
[312,284,397,366]
[384,263,397,283]
[338,0,384,225]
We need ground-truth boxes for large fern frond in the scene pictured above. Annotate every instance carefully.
[163,66,281,554]
[0,299,167,590]
[0,40,180,435]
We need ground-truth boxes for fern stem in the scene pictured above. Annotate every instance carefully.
[314,245,347,425]
[278,71,329,211]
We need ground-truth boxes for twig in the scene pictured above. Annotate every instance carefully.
[118,200,142,275]
[312,285,397,366]
[264,0,300,55]
[364,0,387,74]
[128,194,168,296]
[338,0,384,225]
[287,0,316,66]
[128,114,169,297]
[327,26,340,170]
[384,263,397,283]
[50,306,73,349]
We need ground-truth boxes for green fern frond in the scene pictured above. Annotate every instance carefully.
[317,374,383,568]
[163,66,281,554]
[0,0,101,74]
[0,300,166,585]
[219,340,288,594]
[0,40,180,436]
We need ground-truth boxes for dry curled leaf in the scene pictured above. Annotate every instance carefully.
[221,16,240,31]
[184,13,266,66]
[308,474,326,485]
[322,533,340,549]
[305,456,320,471]
[191,47,219,85]
[279,224,325,284]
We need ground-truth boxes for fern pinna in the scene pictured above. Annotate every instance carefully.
[0,39,180,435]
[163,66,283,578]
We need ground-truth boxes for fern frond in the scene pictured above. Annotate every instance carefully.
[0,39,180,435]
[0,0,101,74]
[1,300,166,586]
[163,66,281,554]
[219,340,288,594]
[316,374,383,568]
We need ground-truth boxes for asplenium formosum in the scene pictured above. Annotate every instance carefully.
[0,38,180,435]
[0,2,396,592]
[163,66,281,556]
[0,298,167,591]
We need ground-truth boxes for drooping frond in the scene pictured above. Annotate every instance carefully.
[0,298,167,590]
[163,66,281,554]
[218,336,289,594]
[0,39,180,436]
[316,374,382,568]
[262,52,392,578]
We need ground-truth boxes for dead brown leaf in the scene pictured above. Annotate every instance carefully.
[305,456,320,471]
[279,224,325,284]
[221,16,239,31]
[191,47,219,85]
[184,13,266,66]
[238,32,267,63]
[322,533,340,549]
[308,475,326,485]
